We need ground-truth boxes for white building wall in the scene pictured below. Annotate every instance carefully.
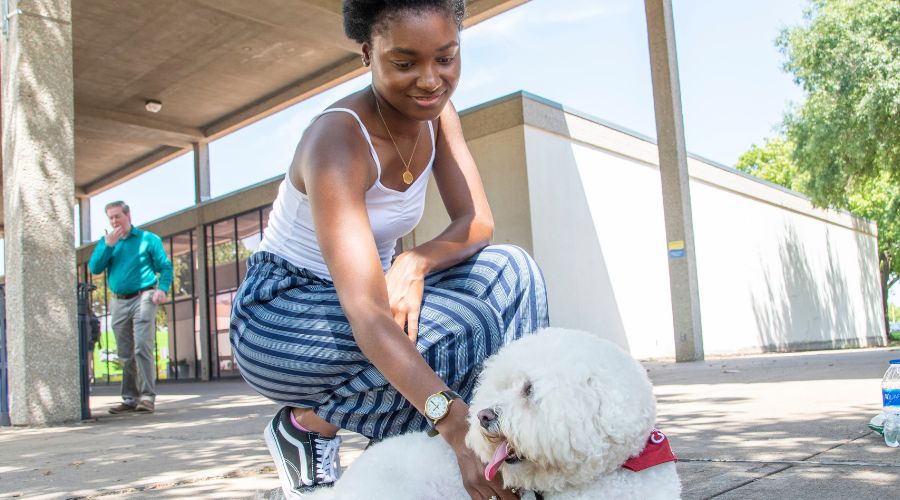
[523,127,676,359]
[687,159,883,354]
[410,93,885,358]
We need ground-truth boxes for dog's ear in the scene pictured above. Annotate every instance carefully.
[588,370,657,461]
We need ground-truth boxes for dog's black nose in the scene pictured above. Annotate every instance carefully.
[478,408,497,429]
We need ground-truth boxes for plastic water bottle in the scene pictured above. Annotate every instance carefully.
[882,359,900,448]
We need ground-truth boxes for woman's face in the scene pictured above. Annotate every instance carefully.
[366,9,461,121]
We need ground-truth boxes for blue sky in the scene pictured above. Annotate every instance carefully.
[54,0,897,305]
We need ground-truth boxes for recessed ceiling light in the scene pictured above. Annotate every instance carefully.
[144,99,162,113]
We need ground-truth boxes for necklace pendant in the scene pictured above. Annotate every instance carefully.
[402,170,414,185]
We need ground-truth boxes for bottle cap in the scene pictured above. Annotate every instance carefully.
[891,359,900,365]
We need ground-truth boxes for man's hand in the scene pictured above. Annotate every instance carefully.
[151,290,167,305]
[103,227,128,247]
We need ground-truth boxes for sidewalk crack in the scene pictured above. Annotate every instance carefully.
[704,463,792,499]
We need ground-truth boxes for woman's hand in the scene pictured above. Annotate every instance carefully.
[385,251,428,343]
[440,404,517,500]
[453,443,517,500]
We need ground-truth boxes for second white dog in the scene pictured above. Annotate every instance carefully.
[308,327,681,499]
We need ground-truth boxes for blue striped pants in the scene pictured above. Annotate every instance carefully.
[230,244,549,439]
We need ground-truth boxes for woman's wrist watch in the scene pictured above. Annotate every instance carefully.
[424,390,462,436]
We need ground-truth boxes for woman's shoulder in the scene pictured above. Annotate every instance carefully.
[291,90,376,188]
[299,93,368,149]
[302,90,371,146]
[326,89,366,113]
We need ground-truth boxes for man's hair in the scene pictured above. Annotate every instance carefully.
[343,0,465,44]
[105,200,130,215]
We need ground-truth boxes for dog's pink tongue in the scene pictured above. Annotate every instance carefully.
[485,440,509,481]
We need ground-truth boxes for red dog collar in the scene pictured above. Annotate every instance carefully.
[622,428,677,472]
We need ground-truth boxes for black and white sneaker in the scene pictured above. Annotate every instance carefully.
[264,407,342,498]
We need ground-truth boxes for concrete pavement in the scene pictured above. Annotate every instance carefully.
[1,345,898,499]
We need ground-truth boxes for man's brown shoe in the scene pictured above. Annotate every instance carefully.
[135,400,155,413]
[108,403,136,414]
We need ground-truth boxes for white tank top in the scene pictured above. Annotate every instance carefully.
[258,108,436,281]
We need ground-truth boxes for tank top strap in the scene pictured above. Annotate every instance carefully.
[318,107,383,179]
[426,120,436,167]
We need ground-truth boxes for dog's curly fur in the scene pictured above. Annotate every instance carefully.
[307,328,681,499]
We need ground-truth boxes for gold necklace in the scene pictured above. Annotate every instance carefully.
[373,88,421,185]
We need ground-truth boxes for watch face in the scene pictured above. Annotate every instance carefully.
[425,394,449,419]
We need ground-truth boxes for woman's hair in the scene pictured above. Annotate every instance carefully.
[343,0,466,44]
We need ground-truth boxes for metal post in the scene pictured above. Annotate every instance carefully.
[76,282,94,420]
[0,284,9,426]
[195,226,211,381]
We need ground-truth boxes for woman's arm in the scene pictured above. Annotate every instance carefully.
[297,113,457,421]
[385,101,494,340]
[299,113,513,500]
[399,101,494,273]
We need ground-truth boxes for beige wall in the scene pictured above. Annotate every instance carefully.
[403,125,533,254]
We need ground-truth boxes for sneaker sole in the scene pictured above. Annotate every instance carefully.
[264,423,313,500]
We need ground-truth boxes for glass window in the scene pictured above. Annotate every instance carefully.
[173,299,198,380]
[236,210,262,281]
[195,297,204,377]
[156,305,170,381]
[96,313,122,385]
[171,231,194,300]
[215,291,238,377]
[202,224,213,294]
[90,273,108,317]
[211,219,238,292]
[261,206,273,235]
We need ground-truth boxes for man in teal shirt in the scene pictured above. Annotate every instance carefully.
[89,201,173,414]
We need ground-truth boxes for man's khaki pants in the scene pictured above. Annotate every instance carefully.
[110,290,157,405]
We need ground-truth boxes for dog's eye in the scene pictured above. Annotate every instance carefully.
[522,380,533,398]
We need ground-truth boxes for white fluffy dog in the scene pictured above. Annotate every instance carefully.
[308,328,681,499]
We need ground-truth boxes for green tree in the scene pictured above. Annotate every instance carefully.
[737,137,900,335]
[735,137,808,192]
[776,0,900,205]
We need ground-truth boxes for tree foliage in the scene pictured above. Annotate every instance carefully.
[777,0,899,206]
[847,171,900,294]
[735,137,807,192]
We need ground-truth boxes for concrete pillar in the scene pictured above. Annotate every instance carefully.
[78,196,90,245]
[193,142,211,380]
[1,0,80,423]
[194,142,210,204]
[644,0,704,361]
